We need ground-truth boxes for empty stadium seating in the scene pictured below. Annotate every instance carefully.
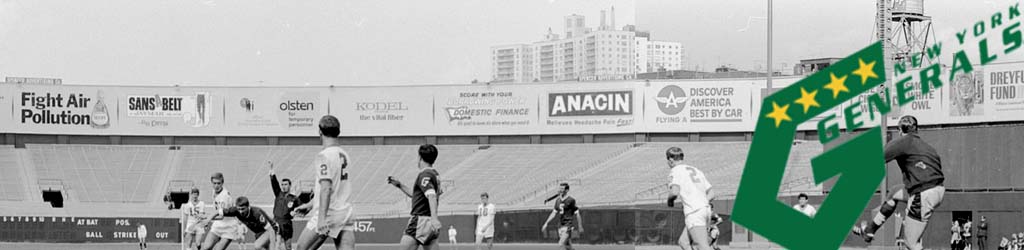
[0,146,26,201]
[26,144,172,203]
[440,143,632,207]
[9,141,823,217]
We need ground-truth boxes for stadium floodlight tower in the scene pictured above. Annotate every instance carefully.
[887,0,936,65]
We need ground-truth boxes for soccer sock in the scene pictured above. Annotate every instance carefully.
[866,199,897,235]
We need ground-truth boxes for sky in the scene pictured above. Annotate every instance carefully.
[0,0,1019,86]
[638,0,1024,72]
[0,0,634,86]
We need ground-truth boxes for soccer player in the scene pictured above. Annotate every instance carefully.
[793,193,817,217]
[665,147,715,250]
[475,193,496,250]
[201,172,245,250]
[214,196,279,250]
[541,183,583,250]
[295,115,356,250]
[387,144,444,250]
[182,187,207,250]
[853,115,946,250]
[268,161,301,250]
[137,223,148,250]
[448,225,458,250]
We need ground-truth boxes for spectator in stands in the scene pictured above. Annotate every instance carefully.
[267,161,300,250]
[1018,233,1024,250]
[793,193,816,217]
[965,219,973,250]
[952,220,962,250]
[998,235,1008,250]
[979,216,989,250]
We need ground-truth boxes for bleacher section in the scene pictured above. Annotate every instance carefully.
[440,143,632,207]
[9,142,823,217]
[0,146,26,201]
[26,144,172,203]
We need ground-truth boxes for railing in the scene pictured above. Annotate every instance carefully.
[38,178,68,200]
[166,180,195,193]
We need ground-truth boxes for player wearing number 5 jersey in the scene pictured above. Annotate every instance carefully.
[295,115,356,250]
[666,147,715,250]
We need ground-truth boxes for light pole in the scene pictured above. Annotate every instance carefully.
[767,0,773,92]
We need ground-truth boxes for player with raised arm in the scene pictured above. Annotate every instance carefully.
[666,147,715,250]
[853,115,946,250]
[295,115,356,250]
[387,144,444,250]
[181,187,207,250]
[268,161,301,250]
[542,183,583,250]
[475,193,496,250]
[201,172,245,250]
[212,196,279,250]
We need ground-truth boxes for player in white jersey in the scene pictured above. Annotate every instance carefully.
[200,172,245,250]
[295,115,355,250]
[181,187,207,250]
[665,147,715,250]
[138,223,148,250]
[475,193,496,250]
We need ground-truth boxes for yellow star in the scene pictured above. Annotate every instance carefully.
[823,73,850,98]
[852,59,878,85]
[794,87,820,114]
[765,101,792,128]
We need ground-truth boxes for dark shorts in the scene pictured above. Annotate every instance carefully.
[907,186,944,222]
[404,216,440,244]
[276,219,293,240]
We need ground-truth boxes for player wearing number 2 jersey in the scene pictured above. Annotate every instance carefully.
[295,115,356,250]
[666,147,715,250]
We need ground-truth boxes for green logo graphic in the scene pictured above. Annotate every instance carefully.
[732,42,887,250]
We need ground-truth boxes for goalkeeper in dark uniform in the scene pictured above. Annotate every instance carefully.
[853,115,946,250]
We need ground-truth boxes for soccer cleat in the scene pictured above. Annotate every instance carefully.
[851,221,874,243]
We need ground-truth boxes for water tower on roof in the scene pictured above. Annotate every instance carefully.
[885,0,937,64]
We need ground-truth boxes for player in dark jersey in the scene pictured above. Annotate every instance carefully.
[213,196,279,250]
[268,161,301,250]
[853,115,946,250]
[542,183,583,250]
[388,144,444,250]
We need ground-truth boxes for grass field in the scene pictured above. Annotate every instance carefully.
[0,242,875,250]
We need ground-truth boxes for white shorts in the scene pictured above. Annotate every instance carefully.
[449,236,457,242]
[210,221,244,241]
[184,222,205,234]
[683,206,712,230]
[476,225,494,238]
[138,233,147,241]
[305,208,355,238]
